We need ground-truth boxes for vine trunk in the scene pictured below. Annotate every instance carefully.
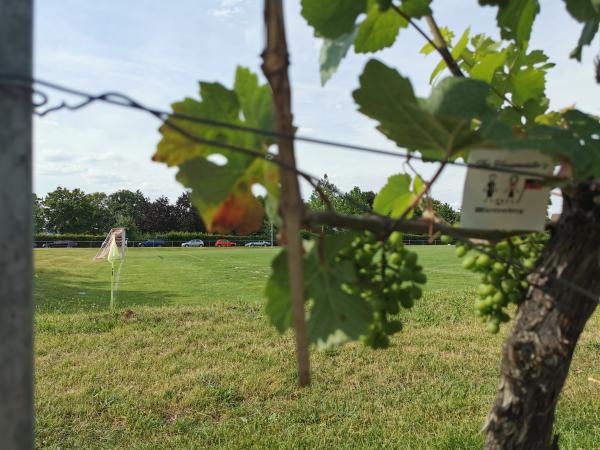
[484,183,600,449]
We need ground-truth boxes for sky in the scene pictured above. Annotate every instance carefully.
[33,0,600,213]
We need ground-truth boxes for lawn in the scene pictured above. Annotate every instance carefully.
[34,247,600,449]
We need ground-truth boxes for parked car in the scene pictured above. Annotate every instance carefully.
[244,241,270,247]
[215,239,236,247]
[182,239,204,247]
[42,240,77,248]
[138,239,165,247]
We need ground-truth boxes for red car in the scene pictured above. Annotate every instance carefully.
[215,239,236,247]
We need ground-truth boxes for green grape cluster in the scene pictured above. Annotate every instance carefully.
[338,231,427,349]
[445,233,547,334]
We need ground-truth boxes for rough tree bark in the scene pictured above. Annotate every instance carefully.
[484,182,600,449]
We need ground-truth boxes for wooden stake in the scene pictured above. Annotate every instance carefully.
[261,0,310,386]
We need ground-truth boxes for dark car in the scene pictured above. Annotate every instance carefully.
[138,239,166,247]
[42,240,77,248]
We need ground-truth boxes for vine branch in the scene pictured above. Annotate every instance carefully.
[262,0,311,387]
[424,15,464,77]
[306,210,532,242]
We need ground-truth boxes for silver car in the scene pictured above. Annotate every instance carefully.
[244,241,270,247]
[182,239,204,247]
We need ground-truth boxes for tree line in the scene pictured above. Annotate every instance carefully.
[33,188,205,238]
[34,180,459,237]
[307,174,459,228]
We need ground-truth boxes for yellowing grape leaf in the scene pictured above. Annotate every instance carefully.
[153,67,278,234]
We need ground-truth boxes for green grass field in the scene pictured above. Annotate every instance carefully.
[35,247,600,449]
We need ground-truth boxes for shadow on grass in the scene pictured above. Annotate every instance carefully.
[35,268,176,314]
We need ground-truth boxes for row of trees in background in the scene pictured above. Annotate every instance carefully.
[34,179,459,237]
[307,174,460,228]
[33,188,205,237]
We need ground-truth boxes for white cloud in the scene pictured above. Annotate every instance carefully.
[212,0,245,17]
[40,149,74,163]
[39,164,83,176]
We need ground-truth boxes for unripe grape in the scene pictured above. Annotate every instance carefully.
[405,252,418,268]
[462,255,476,270]
[487,320,499,334]
[389,253,401,265]
[495,241,509,252]
[413,271,427,284]
[385,320,403,334]
[492,262,505,274]
[400,295,414,309]
[411,285,422,300]
[501,279,517,292]
[476,254,492,268]
[441,235,452,244]
[523,258,536,270]
[492,290,505,305]
[385,301,400,315]
[389,231,402,245]
[478,283,495,297]
[372,333,390,349]
[396,267,412,281]
[456,245,467,258]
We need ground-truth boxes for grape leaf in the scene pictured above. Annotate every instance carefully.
[482,109,600,179]
[494,0,540,47]
[301,0,366,38]
[265,248,293,333]
[304,233,373,349]
[355,0,408,53]
[373,174,425,218]
[563,0,599,22]
[509,68,545,106]
[153,67,278,234]
[468,50,508,83]
[353,59,488,160]
[561,0,600,60]
[320,27,357,85]
[265,234,373,349]
[400,0,432,18]
[570,19,599,61]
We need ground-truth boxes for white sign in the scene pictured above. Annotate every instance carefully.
[460,150,553,231]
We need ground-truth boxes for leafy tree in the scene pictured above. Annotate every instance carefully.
[86,192,111,233]
[142,196,177,233]
[32,193,45,233]
[42,187,99,233]
[174,192,205,232]
[340,186,375,215]
[106,189,149,232]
